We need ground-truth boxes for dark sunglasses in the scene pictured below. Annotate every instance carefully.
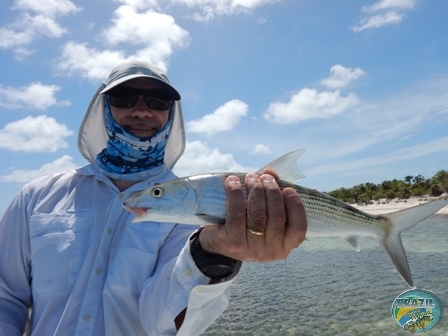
[107,87,171,111]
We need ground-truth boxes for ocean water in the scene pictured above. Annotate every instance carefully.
[203,214,448,336]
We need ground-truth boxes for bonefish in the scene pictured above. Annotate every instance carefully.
[123,149,448,287]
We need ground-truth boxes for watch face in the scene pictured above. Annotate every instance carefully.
[202,264,234,279]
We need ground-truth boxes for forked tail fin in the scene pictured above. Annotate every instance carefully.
[380,200,448,288]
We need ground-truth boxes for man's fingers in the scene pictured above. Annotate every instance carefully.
[282,187,307,251]
[261,175,285,248]
[201,175,247,258]
[224,175,247,240]
[245,173,267,237]
[201,174,308,263]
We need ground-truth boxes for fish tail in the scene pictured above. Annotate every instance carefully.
[380,200,448,288]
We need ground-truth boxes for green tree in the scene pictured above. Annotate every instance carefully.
[327,170,445,202]
[404,175,413,185]
[413,174,425,185]
[432,170,448,192]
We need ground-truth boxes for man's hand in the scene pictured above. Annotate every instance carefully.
[198,173,307,262]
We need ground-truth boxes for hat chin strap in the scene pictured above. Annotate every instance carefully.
[95,99,172,176]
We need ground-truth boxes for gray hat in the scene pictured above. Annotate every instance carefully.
[78,60,185,169]
[100,60,181,100]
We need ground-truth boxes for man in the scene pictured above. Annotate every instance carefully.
[0,60,307,335]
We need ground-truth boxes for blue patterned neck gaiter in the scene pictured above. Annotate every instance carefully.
[96,98,172,176]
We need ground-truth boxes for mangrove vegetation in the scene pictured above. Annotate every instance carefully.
[328,170,448,204]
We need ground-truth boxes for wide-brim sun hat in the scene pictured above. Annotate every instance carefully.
[78,60,186,169]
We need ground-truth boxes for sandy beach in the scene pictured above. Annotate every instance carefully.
[350,195,448,215]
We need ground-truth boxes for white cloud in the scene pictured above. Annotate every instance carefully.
[11,47,35,60]
[251,144,272,155]
[103,6,189,49]
[166,0,280,21]
[308,136,448,178]
[25,13,68,38]
[117,0,279,21]
[0,115,73,152]
[57,6,189,80]
[0,0,81,56]
[1,11,71,45]
[321,65,366,89]
[303,74,448,167]
[173,140,255,176]
[13,0,81,17]
[264,88,359,125]
[352,0,416,32]
[187,99,248,135]
[362,0,417,12]
[0,26,33,49]
[0,155,78,183]
[264,64,363,124]
[353,11,403,32]
[58,42,129,81]
[0,82,70,110]
[115,0,160,11]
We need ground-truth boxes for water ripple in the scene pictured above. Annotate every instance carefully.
[203,215,448,335]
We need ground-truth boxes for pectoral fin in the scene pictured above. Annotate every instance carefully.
[344,235,360,252]
[196,214,226,225]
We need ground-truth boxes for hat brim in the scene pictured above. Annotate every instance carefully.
[100,74,181,100]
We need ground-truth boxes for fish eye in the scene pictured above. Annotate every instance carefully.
[151,185,164,198]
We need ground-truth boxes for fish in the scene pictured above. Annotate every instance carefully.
[123,149,448,288]
[404,312,434,332]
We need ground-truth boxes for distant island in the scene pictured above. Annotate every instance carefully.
[328,170,448,215]
[328,170,448,204]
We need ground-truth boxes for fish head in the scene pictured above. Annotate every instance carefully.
[123,179,198,224]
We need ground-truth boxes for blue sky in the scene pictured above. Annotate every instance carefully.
[1,0,447,215]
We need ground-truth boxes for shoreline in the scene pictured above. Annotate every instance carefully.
[350,195,448,215]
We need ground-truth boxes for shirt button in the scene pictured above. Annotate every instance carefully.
[118,193,124,199]
[95,268,103,275]
[82,313,91,322]
[106,227,113,235]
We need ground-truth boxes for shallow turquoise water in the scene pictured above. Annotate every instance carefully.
[203,214,448,335]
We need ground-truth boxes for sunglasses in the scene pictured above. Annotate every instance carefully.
[107,87,171,111]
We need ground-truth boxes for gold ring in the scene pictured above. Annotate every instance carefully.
[247,228,266,236]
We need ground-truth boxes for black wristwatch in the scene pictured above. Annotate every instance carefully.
[190,228,241,283]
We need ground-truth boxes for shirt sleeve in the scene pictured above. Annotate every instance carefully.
[138,225,237,335]
[0,191,32,336]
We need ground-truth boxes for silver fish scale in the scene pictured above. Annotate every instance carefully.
[189,175,232,218]
[290,184,390,237]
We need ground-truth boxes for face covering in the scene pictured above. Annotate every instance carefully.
[95,97,172,177]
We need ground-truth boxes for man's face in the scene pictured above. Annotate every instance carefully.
[107,78,171,138]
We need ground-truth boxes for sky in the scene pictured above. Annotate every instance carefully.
[0,0,447,215]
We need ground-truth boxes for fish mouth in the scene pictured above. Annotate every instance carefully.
[123,204,148,218]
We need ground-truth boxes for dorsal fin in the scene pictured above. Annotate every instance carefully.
[256,149,306,183]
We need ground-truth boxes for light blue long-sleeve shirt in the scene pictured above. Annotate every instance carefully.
[0,163,234,336]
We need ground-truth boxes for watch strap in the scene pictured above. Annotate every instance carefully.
[189,228,241,282]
